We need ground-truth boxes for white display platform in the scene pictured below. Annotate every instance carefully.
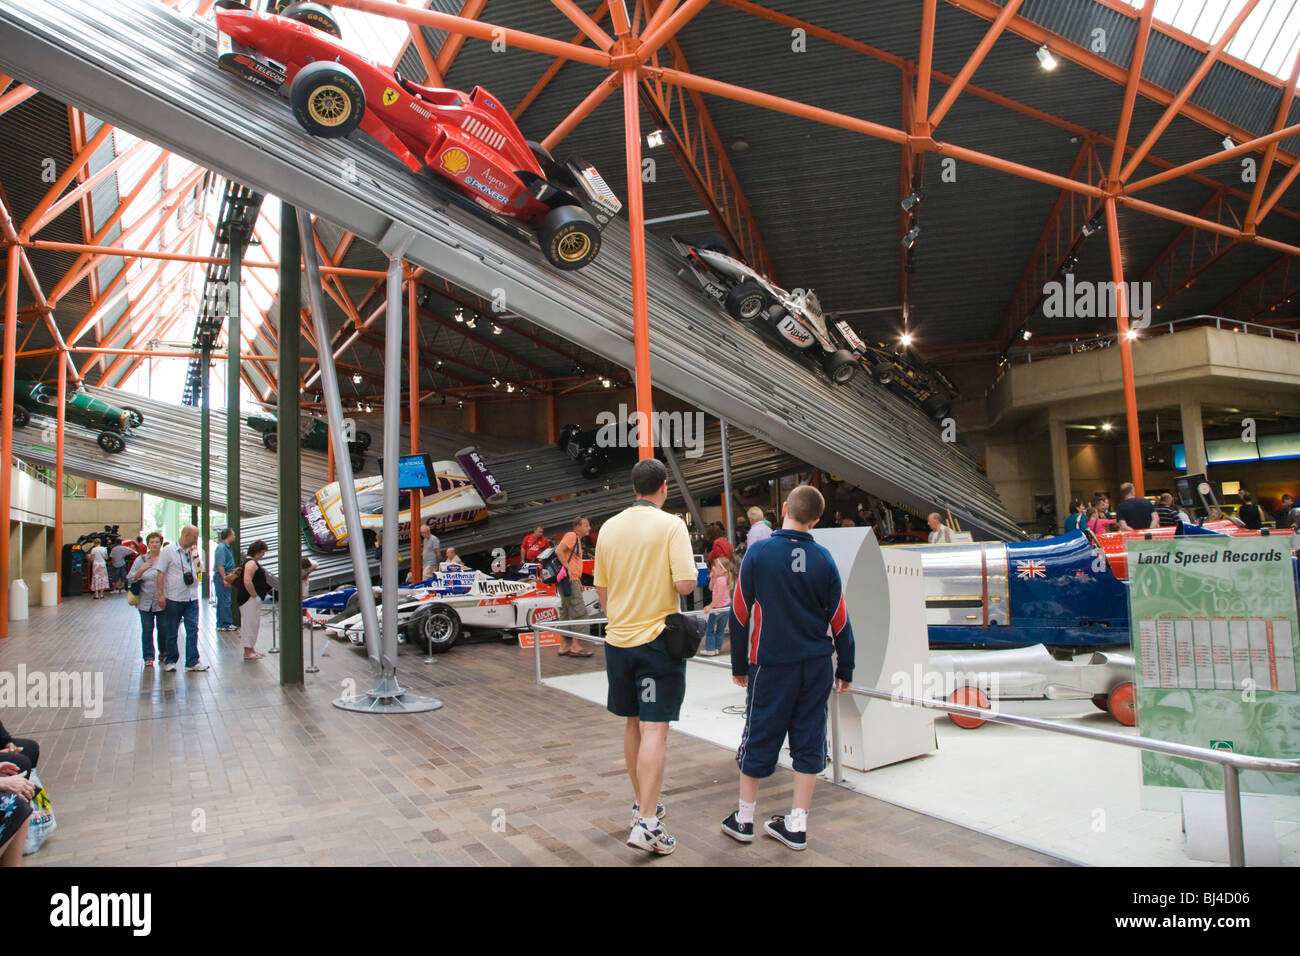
[544,661,1300,866]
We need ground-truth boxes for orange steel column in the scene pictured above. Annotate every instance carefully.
[1104,197,1144,496]
[622,63,654,458]
[55,352,65,602]
[407,274,421,578]
[1,246,18,635]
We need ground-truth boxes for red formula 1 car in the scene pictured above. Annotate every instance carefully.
[213,1,621,269]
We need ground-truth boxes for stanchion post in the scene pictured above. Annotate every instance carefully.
[829,688,843,785]
[534,627,542,685]
[1223,764,1245,867]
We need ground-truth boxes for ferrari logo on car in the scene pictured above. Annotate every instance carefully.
[439,147,470,174]
[382,86,399,106]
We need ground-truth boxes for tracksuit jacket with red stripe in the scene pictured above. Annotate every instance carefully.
[729,528,855,681]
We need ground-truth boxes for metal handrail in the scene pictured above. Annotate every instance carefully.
[10,456,55,488]
[529,615,1300,867]
[1011,313,1300,366]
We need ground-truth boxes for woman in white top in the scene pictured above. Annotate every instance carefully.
[88,539,110,599]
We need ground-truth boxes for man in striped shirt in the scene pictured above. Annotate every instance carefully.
[722,484,855,851]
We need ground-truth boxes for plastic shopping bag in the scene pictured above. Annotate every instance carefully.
[22,769,55,855]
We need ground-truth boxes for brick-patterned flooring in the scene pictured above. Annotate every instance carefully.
[1,593,1067,866]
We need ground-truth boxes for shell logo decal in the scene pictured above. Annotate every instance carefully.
[439,148,470,174]
[382,87,400,106]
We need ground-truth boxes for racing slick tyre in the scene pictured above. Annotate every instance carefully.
[280,2,343,39]
[419,604,462,653]
[290,61,365,139]
[872,364,894,385]
[262,432,278,452]
[12,405,29,427]
[697,234,730,254]
[97,431,125,454]
[1107,681,1137,727]
[724,281,768,322]
[823,349,859,385]
[947,686,990,729]
[921,395,951,421]
[540,205,600,270]
[122,406,144,428]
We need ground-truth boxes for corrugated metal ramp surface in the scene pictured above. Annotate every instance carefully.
[0,0,1022,541]
[7,385,530,515]
[247,422,805,592]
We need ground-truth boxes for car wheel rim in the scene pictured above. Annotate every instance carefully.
[425,615,451,643]
[557,231,591,262]
[309,86,352,126]
[740,297,762,319]
[834,367,854,383]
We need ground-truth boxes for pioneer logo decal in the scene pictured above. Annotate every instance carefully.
[465,176,508,204]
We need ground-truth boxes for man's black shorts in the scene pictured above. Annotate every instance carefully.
[605,634,687,723]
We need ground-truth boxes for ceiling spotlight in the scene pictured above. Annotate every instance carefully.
[491,377,500,388]
[900,332,913,348]
[436,359,443,366]
[491,323,502,335]
[1060,254,1078,275]
[466,313,478,329]
[573,364,585,376]
[1101,422,1113,431]
[601,377,612,388]
[1022,328,1033,341]
[457,400,464,409]
[351,372,362,384]
[506,383,515,393]
[454,307,465,323]
[519,386,528,396]
[730,136,750,152]
[1221,135,1236,151]
[646,129,665,149]
[1081,213,1104,237]
[901,225,920,249]
[1036,44,1058,70]
[1125,328,1138,340]
[900,191,922,212]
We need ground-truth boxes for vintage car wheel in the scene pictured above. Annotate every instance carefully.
[121,406,144,428]
[355,430,372,450]
[263,432,278,452]
[540,205,600,270]
[97,431,125,454]
[921,394,951,421]
[947,686,990,729]
[724,281,768,321]
[281,1,342,39]
[823,349,859,385]
[290,61,365,139]
[579,448,606,479]
[1107,681,1137,727]
[13,405,29,427]
[419,605,462,653]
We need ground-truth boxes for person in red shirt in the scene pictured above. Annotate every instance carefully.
[521,525,550,562]
[706,523,732,566]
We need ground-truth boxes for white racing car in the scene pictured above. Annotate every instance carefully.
[301,446,504,552]
[317,568,600,653]
[672,236,861,385]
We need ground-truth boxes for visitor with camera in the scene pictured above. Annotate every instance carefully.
[155,524,209,673]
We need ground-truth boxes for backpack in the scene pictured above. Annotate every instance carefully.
[537,547,564,583]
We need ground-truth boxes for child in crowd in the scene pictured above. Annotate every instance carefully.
[723,484,855,851]
[699,555,735,656]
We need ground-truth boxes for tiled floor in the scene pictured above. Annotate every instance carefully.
[2,593,1067,866]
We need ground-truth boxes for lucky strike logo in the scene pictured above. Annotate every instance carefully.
[531,606,559,624]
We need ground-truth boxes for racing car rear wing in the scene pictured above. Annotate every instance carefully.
[455,447,507,504]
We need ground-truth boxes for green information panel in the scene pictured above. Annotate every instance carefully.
[1127,536,1299,796]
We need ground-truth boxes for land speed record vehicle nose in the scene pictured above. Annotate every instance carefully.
[213,1,620,270]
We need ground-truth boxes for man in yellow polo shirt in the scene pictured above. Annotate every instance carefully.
[594,458,697,856]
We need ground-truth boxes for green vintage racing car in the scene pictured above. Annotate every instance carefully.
[11,378,143,453]
[246,411,371,473]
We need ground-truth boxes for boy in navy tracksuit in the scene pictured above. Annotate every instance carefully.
[721,484,854,850]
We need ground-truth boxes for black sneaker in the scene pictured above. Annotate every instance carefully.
[764,815,807,851]
[721,811,754,843]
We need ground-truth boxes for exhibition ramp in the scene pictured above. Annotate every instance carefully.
[0,0,1023,541]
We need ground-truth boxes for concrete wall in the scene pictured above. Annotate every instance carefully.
[983,422,1053,524]
[63,493,143,546]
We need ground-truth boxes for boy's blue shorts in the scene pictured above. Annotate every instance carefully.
[736,657,833,777]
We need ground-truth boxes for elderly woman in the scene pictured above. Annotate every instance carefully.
[127,532,167,667]
[234,540,273,661]
[88,538,109,599]
[0,766,33,867]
